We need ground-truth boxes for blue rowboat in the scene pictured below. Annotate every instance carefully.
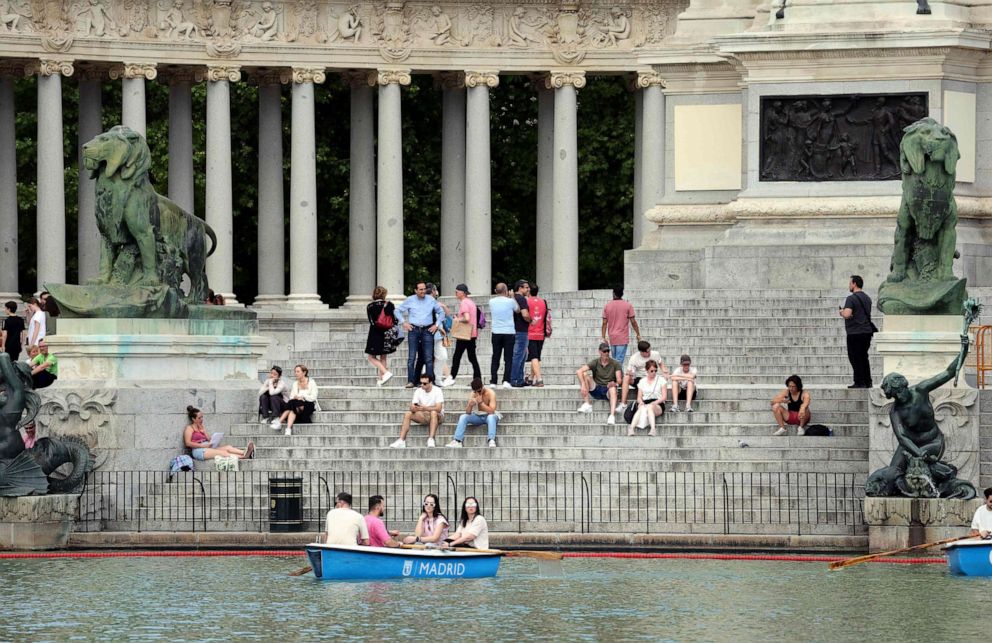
[944,539,992,576]
[305,543,502,581]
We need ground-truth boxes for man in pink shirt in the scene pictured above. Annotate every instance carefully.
[365,495,402,548]
[601,287,641,365]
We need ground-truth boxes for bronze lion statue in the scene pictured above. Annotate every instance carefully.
[80,126,217,303]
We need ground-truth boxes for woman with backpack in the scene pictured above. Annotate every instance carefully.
[366,286,398,386]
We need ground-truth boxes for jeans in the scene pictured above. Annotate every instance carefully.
[407,326,435,383]
[610,343,628,365]
[454,413,498,441]
[259,393,285,419]
[511,331,528,385]
[490,334,514,384]
[846,333,873,386]
[450,338,482,380]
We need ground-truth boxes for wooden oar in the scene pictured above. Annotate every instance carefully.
[828,534,973,571]
[289,565,312,576]
[400,543,563,560]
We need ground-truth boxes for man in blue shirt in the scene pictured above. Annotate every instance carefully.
[510,280,531,387]
[488,283,518,387]
[396,282,445,388]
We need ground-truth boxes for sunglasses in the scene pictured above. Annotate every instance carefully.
[647,369,657,373]
[423,501,436,506]
[465,502,478,508]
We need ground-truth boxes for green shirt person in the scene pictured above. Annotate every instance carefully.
[30,340,58,389]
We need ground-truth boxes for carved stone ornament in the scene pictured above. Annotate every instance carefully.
[759,93,929,182]
[290,66,326,84]
[464,70,498,89]
[198,65,242,82]
[545,70,585,89]
[368,68,411,86]
[109,62,158,81]
[0,0,36,34]
[635,70,665,89]
[156,0,200,41]
[34,59,75,77]
[36,388,118,472]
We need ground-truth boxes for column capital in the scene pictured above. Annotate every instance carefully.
[464,71,499,89]
[434,71,464,91]
[290,67,326,84]
[341,70,371,89]
[249,67,289,86]
[369,69,411,87]
[634,71,666,89]
[157,65,200,85]
[33,59,74,78]
[110,62,158,81]
[545,70,585,90]
[197,65,242,83]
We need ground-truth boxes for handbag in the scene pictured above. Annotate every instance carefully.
[375,305,395,331]
[451,317,472,341]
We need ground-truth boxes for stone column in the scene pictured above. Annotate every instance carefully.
[438,72,465,298]
[201,65,241,304]
[287,67,326,309]
[163,68,197,214]
[0,66,19,300]
[535,80,554,292]
[112,63,156,136]
[76,66,104,284]
[547,71,584,293]
[35,59,74,290]
[372,69,411,298]
[464,71,498,298]
[346,71,376,305]
[632,88,643,248]
[635,71,665,248]
[253,70,287,308]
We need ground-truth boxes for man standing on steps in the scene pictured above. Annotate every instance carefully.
[576,342,623,425]
[510,280,532,387]
[390,373,445,448]
[602,287,641,366]
[489,283,518,387]
[396,282,445,389]
[526,284,550,387]
[839,275,875,389]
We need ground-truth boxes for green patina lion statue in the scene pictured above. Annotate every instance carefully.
[878,117,967,315]
[47,126,217,317]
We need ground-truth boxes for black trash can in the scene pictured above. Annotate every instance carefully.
[269,477,303,532]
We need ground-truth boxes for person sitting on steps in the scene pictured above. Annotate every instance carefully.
[271,364,318,436]
[618,340,665,413]
[771,374,811,436]
[576,342,622,425]
[389,373,445,448]
[447,378,499,448]
[258,365,289,424]
[628,360,665,437]
[669,354,698,413]
[183,405,254,461]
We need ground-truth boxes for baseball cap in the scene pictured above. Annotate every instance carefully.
[680,354,691,364]
[599,342,610,353]
[455,283,470,295]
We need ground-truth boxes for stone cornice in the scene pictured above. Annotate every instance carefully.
[290,67,326,84]
[198,65,242,83]
[464,70,499,89]
[369,69,411,86]
[34,59,74,77]
[546,70,586,89]
[109,62,158,81]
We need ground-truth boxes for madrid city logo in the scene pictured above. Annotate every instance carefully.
[402,560,413,576]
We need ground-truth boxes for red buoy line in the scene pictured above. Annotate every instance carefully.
[0,550,943,564]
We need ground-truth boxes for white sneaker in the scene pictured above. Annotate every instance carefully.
[617,402,627,413]
[797,427,806,436]
[440,376,454,387]
[270,419,280,430]
[389,439,406,448]
[381,371,393,385]
[606,414,616,425]
[577,402,593,413]
[488,439,496,448]
[446,440,462,448]
[427,438,436,448]
[284,427,292,436]
[502,382,512,389]
[260,418,269,425]
[772,427,788,436]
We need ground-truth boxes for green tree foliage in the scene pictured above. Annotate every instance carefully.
[12,74,634,305]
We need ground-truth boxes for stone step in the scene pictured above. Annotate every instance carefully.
[279,396,867,411]
[308,384,870,398]
[252,410,866,424]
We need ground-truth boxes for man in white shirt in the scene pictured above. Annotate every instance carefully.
[324,492,370,545]
[970,487,992,539]
[389,373,445,448]
[669,354,699,413]
[618,340,666,412]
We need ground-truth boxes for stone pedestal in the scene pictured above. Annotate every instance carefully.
[0,495,79,550]
[875,315,969,387]
[864,497,980,552]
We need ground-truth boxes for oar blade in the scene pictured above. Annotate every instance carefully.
[289,565,312,576]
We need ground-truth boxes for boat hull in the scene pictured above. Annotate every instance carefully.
[945,540,992,576]
[305,544,501,581]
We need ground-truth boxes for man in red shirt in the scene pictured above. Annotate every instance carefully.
[601,287,641,366]
[526,284,551,387]
[364,495,402,548]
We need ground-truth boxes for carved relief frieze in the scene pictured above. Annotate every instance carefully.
[69,0,120,37]
[156,0,199,40]
[0,0,36,33]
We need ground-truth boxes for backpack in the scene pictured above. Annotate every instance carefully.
[477,308,487,329]
[169,454,194,476]
[804,424,831,437]
[543,303,552,338]
[375,306,395,331]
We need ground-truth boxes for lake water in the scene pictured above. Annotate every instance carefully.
[0,555,987,641]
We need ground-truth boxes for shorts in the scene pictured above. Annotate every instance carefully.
[191,448,207,461]
[590,384,610,401]
[527,340,544,361]
[676,387,693,400]
[786,410,809,426]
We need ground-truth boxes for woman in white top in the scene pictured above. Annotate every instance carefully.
[448,496,489,550]
[629,360,666,437]
[272,364,318,436]
[26,297,46,347]
[258,365,290,423]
